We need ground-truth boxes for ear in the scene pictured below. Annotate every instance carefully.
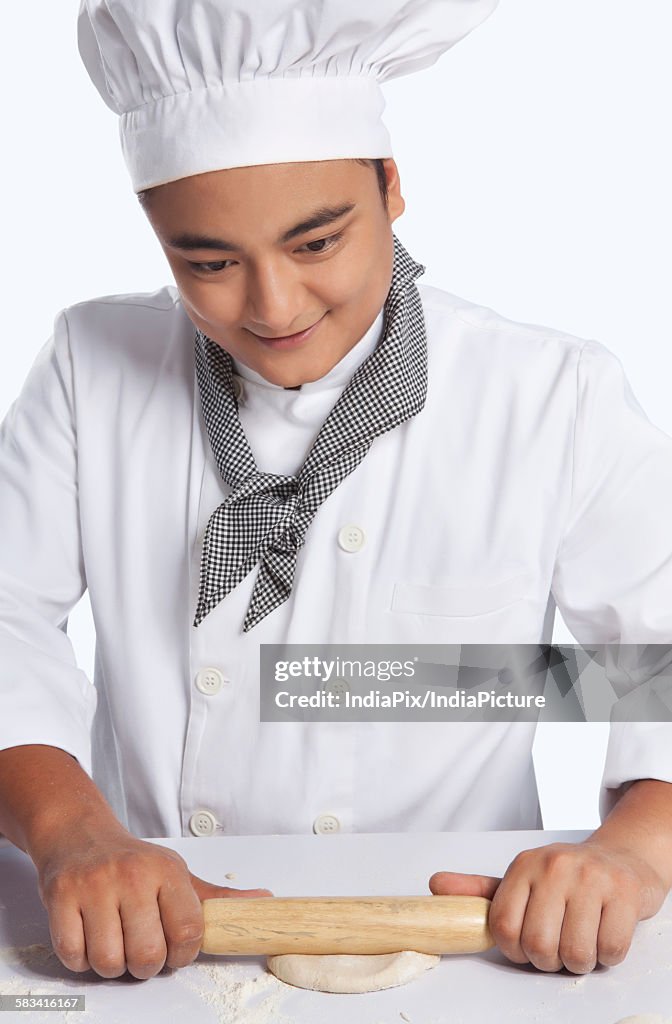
[383,158,406,223]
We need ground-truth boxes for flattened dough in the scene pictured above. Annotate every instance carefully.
[266,950,440,993]
[614,1017,672,1024]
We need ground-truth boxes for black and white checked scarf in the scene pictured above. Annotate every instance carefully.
[193,232,427,632]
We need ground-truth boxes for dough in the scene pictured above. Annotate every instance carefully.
[266,950,440,993]
[614,1017,672,1024]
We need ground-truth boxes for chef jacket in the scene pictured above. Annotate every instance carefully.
[1,281,671,840]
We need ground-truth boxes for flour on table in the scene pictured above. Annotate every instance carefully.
[175,957,294,1024]
[0,943,99,1022]
[0,943,60,970]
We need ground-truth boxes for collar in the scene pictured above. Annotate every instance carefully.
[231,306,385,394]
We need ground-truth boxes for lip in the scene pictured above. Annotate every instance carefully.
[251,314,326,351]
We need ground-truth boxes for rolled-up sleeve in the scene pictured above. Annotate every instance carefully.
[551,340,672,819]
[0,310,97,776]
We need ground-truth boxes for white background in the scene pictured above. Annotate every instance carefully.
[1,1,670,830]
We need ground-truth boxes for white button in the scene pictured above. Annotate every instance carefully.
[337,525,365,552]
[313,814,341,835]
[189,810,218,836]
[324,677,350,698]
[232,376,245,403]
[195,667,226,695]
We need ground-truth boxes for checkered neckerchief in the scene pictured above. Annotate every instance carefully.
[193,232,427,632]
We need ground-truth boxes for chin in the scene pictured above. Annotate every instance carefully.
[257,353,328,388]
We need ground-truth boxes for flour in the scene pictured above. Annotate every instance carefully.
[0,944,99,1023]
[1,944,295,1024]
[175,957,295,1023]
[1,943,60,970]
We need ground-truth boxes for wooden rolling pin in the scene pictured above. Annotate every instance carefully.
[201,895,493,955]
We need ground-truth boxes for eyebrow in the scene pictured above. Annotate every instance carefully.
[166,202,356,253]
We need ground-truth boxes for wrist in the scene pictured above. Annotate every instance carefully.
[26,789,128,868]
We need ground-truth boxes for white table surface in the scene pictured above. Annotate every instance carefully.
[1,830,671,1023]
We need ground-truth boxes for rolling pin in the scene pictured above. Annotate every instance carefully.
[201,895,493,955]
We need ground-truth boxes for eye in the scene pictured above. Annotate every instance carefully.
[298,232,343,254]
[188,259,232,274]
[187,231,343,275]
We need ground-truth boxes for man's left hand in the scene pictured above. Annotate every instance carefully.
[429,840,666,973]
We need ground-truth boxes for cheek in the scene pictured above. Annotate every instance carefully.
[175,278,241,329]
[335,254,391,313]
[316,256,379,309]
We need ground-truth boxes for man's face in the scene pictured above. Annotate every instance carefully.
[142,159,404,387]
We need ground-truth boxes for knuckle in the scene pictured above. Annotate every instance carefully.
[165,947,199,970]
[544,848,576,878]
[90,952,126,978]
[525,952,562,973]
[560,945,597,973]
[520,930,562,970]
[161,848,188,870]
[170,922,204,947]
[522,936,552,961]
[577,861,609,888]
[489,913,519,945]
[509,849,534,871]
[52,943,86,969]
[43,874,72,901]
[133,944,167,966]
[116,854,154,887]
[128,950,167,977]
[598,940,629,965]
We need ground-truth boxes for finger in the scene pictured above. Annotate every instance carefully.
[519,884,567,973]
[487,875,533,965]
[556,893,603,974]
[158,876,206,970]
[48,900,90,974]
[119,897,168,980]
[80,900,126,979]
[189,873,273,900]
[596,898,639,968]
[428,871,501,900]
[215,887,274,897]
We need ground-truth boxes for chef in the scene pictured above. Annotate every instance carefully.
[1,0,671,984]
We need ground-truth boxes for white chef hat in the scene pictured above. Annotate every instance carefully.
[77,0,498,193]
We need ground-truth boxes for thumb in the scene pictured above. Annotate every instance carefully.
[189,871,274,901]
[428,871,501,900]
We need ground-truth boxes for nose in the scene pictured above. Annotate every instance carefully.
[245,259,304,336]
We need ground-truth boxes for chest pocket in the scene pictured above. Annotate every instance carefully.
[390,573,536,618]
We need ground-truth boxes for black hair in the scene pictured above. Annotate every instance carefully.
[352,158,389,207]
[137,157,389,207]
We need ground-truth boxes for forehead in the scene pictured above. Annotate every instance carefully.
[142,159,374,247]
[144,159,369,212]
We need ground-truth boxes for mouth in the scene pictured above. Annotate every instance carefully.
[250,313,326,351]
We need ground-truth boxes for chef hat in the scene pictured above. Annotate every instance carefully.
[77,0,498,193]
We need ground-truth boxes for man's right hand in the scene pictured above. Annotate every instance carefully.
[36,826,272,979]
[0,744,271,980]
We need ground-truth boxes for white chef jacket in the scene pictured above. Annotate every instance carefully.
[1,281,671,840]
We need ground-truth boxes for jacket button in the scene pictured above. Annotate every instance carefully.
[337,525,365,552]
[313,814,341,835]
[324,678,350,698]
[189,810,218,836]
[195,668,226,695]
